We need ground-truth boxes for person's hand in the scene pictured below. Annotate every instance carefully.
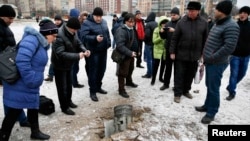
[160,28,165,33]
[168,27,175,32]
[79,52,85,59]
[132,52,137,57]
[170,53,175,60]
[96,35,103,42]
[84,50,91,57]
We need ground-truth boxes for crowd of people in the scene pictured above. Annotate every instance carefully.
[0,0,250,140]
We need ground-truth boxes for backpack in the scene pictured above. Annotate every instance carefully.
[39,95,55,115]
[0,43,21,84]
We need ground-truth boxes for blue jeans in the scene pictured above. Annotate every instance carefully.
[87,51,107,94]
[4,105,28,124]
[204,63,228,117]
[227,55,250,96]
[144,44,153,76]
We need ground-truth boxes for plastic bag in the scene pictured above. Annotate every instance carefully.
[194,61,204,84]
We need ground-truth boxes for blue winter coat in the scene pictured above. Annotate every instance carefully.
[80,14,111,53]
[3,26,50,109]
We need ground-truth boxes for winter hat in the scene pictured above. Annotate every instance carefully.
[66,17,81,29]
[171,7,180,15]
[54,15,62,20]
[113,14,117,17]
[0,5,16,17]
[216,0,232,15]
[239,6,250,15]
[93,7,103,16]
[39,19,58,36]
[187,1,201,10]
[135,10,141,15]
[121,11,128,17]
[69,8,80,18]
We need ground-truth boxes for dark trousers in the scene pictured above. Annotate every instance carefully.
[1,108,38,139]
[47,63,54,78]
[4,105,27,124]
[54,69,72,111]
[174,60,198,97]
[117,58,134,92]
[163,53,174,86]
[136,40,143,66]
[72,60,80,86]
[87,51,107,94]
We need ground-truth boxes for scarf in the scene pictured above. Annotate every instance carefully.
[135,19,145,40]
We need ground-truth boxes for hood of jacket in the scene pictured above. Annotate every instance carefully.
[157,16,168,27]
[145,12,156,23]
[22,26,49,48]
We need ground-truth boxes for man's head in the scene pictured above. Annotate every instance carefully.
[54,15,63,27]
[214,0,232,20]
[239,6,250,21]
[170,7,180,21]
[0,5,16,26]
[92,7,103,23]
[187,1,201,20]
[124,13,135,28]
[69,8,80,18]
[135,10,142,19]
[66,17,81,33]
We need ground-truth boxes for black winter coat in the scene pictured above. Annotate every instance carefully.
[0,18,16,52]
[51,25,87,70]
[144,12,157,46]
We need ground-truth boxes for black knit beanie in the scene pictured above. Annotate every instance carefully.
[0,5,16,17]
[216,0,233,15]
[54,15,62,21]
[239,6,250,15]
[66,17,81,29]
[93,7,103,16]
[39,19,58,36]
[171,7,180,15]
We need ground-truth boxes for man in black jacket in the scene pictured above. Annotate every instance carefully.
[169,1,208,103]
[141,12,157,78]
[52,17,90,115]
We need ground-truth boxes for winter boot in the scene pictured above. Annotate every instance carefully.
[30,124,50,140]
[0,129,10,141]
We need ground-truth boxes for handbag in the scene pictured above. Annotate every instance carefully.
[111,48,125,64]
[0,43,20,84]
[39,95,55,115]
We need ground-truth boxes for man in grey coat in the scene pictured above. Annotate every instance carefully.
[195,0,240,124]
[169,1,208,103]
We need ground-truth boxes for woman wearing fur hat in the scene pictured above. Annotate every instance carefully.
[226,6,250,101]
[0,19,58,140]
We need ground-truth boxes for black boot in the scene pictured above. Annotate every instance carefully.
[30,124,50,140]
[0,129,10,141]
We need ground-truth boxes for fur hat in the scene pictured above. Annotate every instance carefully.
[0,5,16,17]
[69,8,80,18]
[39,19,58,36]
[239,6,250,15]
[171,7,180,15]
[93,7,103,16]
[187,1,201,10]
[66,17,81,29]
[216,0,233,15]
[135,10,141,15]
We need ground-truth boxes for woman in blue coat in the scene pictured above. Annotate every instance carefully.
[0,19,58,141]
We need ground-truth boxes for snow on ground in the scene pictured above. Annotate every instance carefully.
[0,18,249,141]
